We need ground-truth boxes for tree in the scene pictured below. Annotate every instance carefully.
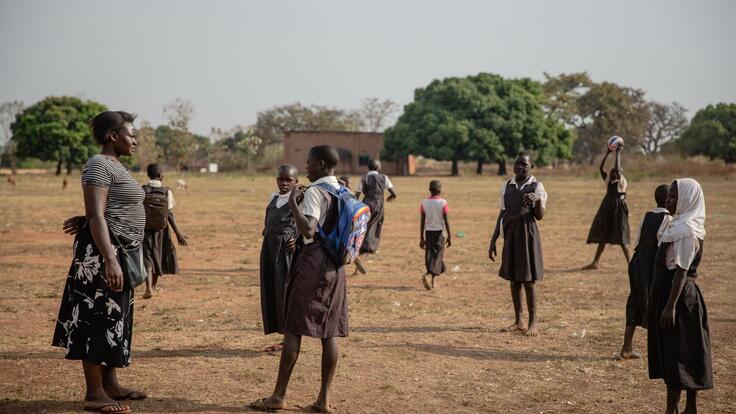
[209,126,263,171]
[163,98,195,131]
[542,72,592,128]
[383,73,572,176]
[678,103,736,163]
[11,96,107,175]
[154,125,197,170]
[359,98,399,132]
[641,102,688,155]
[0,100,25,173]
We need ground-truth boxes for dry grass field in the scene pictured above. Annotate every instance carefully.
[1,172,734,413]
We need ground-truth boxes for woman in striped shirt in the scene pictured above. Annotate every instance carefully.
[53,111,146,414]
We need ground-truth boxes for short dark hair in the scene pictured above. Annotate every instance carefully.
[278,164,298,176]
[516,151,533,164]
[367,159,381,171]
[655,184,669,206]
[147,163,163,179]
[429,180,442,194]
[90,111,136,145]
[309,145,340,169]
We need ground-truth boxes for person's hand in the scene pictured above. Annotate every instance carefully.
[289,185,306,205]
[286,236,297,254]
[63,216,86,235]
[446,237,452,248]
[523,193,540,207]
[659,305,676,329]
[419,238,426,249]
[104,256,124,292]
[177,233,189,247]
[489,241,497,262]
[387,194,396,203]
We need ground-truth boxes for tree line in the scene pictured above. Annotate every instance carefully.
[1,72,734,175]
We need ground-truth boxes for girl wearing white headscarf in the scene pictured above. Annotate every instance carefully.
[648,178,712,414]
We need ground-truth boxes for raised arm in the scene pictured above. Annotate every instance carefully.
[288,186,319,240]
[614,143,623,172]
[599,150,611,181]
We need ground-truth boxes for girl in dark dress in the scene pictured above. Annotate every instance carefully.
[489,152,547,337]
[619,184,671,359]
[251,145,347,413]
[583,144,631,269]
[648,178,712,414]
[259,165,298,352]
[55,111,146,414]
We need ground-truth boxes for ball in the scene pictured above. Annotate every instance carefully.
[608,135,624,150]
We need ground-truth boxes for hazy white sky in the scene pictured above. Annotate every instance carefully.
[1,0,734,135]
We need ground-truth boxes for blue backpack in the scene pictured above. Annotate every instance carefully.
[314,182,371,266]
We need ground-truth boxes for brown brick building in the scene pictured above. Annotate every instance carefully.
[283,131,415,175]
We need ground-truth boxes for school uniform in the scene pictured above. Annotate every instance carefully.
[626,208,671,328]
[648,178,712,391]
[259,192,296,335]
[282,176,349,338]
[498,176,547,282]
[587,175,630,245]
[421,196,449,275]
[141,180,179,285]
[357,170,394,254]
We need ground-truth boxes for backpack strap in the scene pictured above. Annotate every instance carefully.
[312,183,339,240]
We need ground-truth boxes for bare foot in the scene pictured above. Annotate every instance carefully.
[249,396,285,412]
[617,350,641,360]
[142,290,153,299]
[581,263,598,270]
[431,276,438,290]
[501,322,526,332]
[302,400,334,413]
[85,392,131,413]
[421,274,431,290]
[264,342,283,353]
[525,324,539,337]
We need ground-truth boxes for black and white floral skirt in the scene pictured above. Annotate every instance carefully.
[51,224,135,368]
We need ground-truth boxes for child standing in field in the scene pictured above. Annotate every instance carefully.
[142,163,188,299]
[259,165,298,352]
[420,180,451,290]
[648,178,712,414]
[489,152,547,336]
[250,145,348,414]
[619,184,671,359]
[583,144,630,269]
[355,160,397,273]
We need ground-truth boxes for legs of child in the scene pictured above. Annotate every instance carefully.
[252,334,301,411]
[523,282,538,336]
[314,337,338,412]
[502,281,525,332]
[684,390,697,414]
[619,325,641,359]
[666,387,681,414]
[431,274,438,290]
[582,243,606,270]
[421,273,431,290]
[621,244,631,265]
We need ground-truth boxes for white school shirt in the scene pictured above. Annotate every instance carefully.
[301,175,340,244]
[665,234,700,271]
[421,196,449,232]
[633,207,671,247]
[498,175,548,210]
[268,191,291,209]
[147,179,176,210]
[356,170,394,193]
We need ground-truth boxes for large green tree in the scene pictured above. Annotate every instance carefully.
[678,103,736,163]
[384,73,571,175]
[11,96,107,175]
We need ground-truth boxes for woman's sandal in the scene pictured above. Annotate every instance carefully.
[617,350,642,360]
[113,390,147,400]
[83,402,131,413]
[248,398,284,412]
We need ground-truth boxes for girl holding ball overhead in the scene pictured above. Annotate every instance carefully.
[583,137,631,270]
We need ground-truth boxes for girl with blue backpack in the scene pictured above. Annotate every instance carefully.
[251,144,365,414]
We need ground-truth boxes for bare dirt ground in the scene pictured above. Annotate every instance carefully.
[1,173,734,413]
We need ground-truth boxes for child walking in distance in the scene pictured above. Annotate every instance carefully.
[420,180,450,290]
[250,145,348,413]
[260,165,299,353]
[489,152,547,336]
[141,164,188,299]
[583,144,630,269]
[354,160,397,273]
[648,178,712,414]
[619,184,671,359]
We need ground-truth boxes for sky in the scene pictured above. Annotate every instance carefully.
[1,0,735,136]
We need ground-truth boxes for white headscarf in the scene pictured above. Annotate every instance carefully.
[659,178,706,244]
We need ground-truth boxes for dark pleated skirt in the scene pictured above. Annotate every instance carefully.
[283,240,349,338]
[52,225,135,368]
[424,230,446,276]
[648,277,713,390]
[360,198,384,254]
[260,233,291,335]
[499,215,543,282]
[587,196,630,245]
[626,246,657,328]
[142,227,179,278]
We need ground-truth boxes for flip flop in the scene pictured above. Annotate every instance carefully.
[298,402,334,413]
[114,390,147,400]
[248,398,284,412]
[617,351,642,360]
[83,402,131,413]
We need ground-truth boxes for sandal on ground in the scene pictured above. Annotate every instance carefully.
[113,390,147,400]
[83,402,131,413]
[264,343,283,353]
[248,398,284,412]
[617,350,642,360]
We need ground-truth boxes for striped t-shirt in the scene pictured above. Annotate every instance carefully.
[82,155,146,244]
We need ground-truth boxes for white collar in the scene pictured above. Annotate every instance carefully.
[311,175,339,185]
[366,170,380,176]
[510,175,537,188]
[147,179,163,187]
[649,207,669,214]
